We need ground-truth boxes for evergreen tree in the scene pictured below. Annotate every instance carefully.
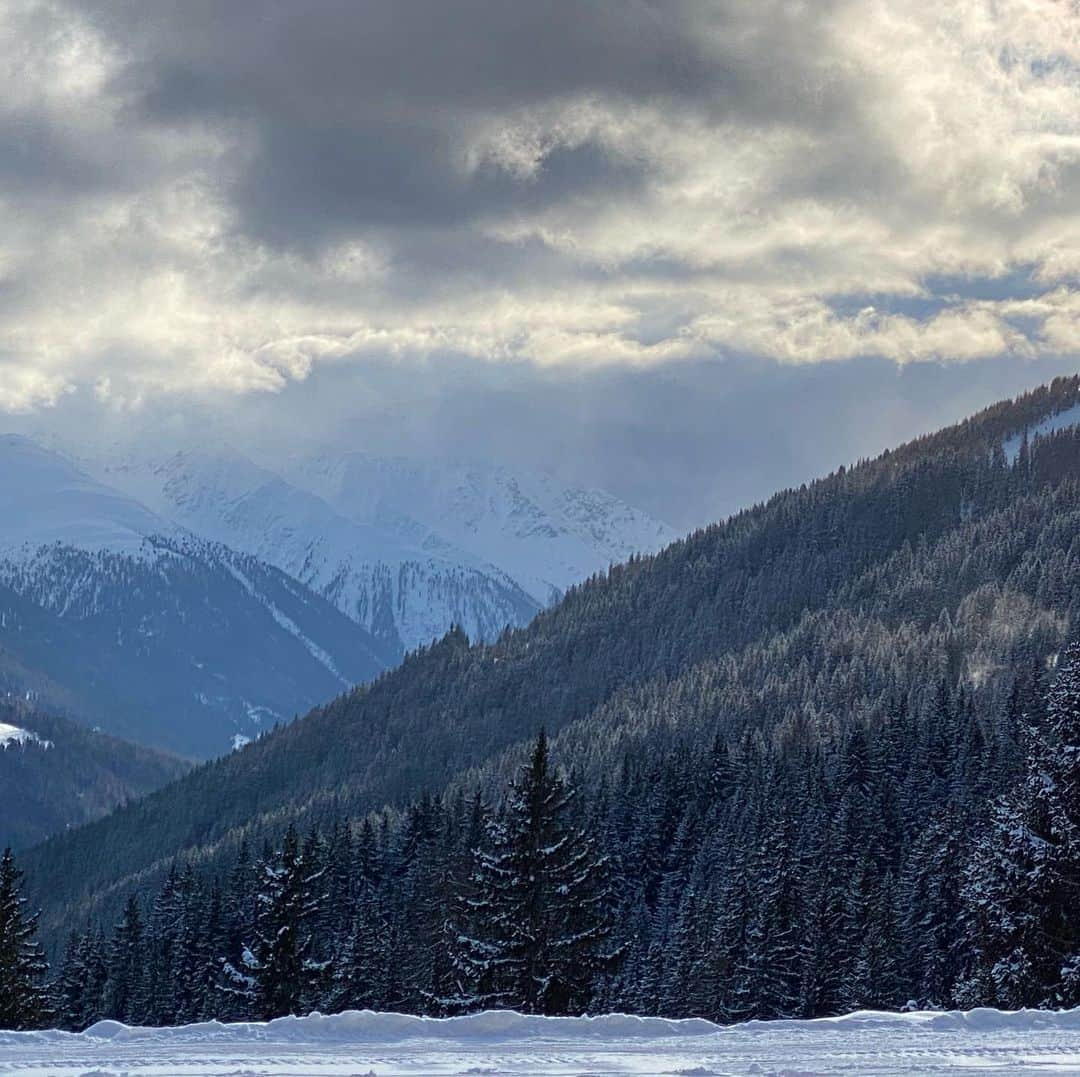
[107,894,148,1024]
[246,825,328,1019]
[452,731,615,1014]
[960,640,1080,1007]
[0,848,49,1030]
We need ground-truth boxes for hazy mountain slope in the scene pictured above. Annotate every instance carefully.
[289,452,677,604]
[0,439,397,757]
[80,446,675,653]
[85,448,541,653]
[0,434,176,553]
[0,704,189,849]
[21,376,1080,936]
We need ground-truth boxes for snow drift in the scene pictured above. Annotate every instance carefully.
[6,1005,1080,1045]
[6,1007,1080,1075]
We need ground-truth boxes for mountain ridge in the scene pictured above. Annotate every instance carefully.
[76,444,675,653]
[0,433,399,756]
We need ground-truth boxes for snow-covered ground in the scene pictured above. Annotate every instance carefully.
[5,1008,1080,1076]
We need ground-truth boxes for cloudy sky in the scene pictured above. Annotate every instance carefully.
[2,0,1078,528]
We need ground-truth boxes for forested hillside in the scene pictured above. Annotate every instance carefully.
[34,647,1080,1027]
[22,376,1080,960]
[0,705,188,849]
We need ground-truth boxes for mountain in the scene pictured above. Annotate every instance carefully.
[22,375,1080,941]
[79,446,675,654]
[0,437,396,758]
[82,448,542,654]
[0,703,189,850]
[287,452,677,606]
[0,432,668,758]
[0,433,175,554]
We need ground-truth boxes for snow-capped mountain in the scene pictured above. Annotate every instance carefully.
[85,448,542,654]
[81,446,675,654]
[0,434,177,554]
[288,453,678,606]
[0,437,395,757]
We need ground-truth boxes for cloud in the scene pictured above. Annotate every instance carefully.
[0,0,1075,496]
[15,349,1076,532]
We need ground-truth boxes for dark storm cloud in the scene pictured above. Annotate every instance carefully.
[73,0,853,254]
[230,123,652,252]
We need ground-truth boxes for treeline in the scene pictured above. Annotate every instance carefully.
[5,641,1080,1030]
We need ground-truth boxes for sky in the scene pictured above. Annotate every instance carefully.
[1,0,1078,529]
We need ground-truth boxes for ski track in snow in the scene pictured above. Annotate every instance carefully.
[6,1008,1080,1076]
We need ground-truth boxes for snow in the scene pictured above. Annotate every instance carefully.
[0,722,50,749]
[1003,402,1080,464]
[70,447,541,651]
[69,444,675,653]
[219,557,349,685]
[6,1008,1080,1075]
[290,451,678,605]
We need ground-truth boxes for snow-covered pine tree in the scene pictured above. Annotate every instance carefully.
[215,839,259,1020]
[451,731,615,1015]
[0,847,49,1030]
[53,930,108,1031]
[146,864,183,1025]
[54,933,84,1030]
[731,800,800,1019]
[435,792,488,1015]
[332,878,392,1012]
[899,809,964,1007]
[960,640,1080,1007]
[245,825,329,1019]
[106,894,149,1024]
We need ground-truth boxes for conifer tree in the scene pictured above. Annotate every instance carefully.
[961,640,1080,1007]
[0,847,49,1030]
[246,825,328,1019]
[451,731,614,1014]
[107,894,149,1024]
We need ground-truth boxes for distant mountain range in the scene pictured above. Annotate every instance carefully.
[82,446,675,653]
[0,434,673,757]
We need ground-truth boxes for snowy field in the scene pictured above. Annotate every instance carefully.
[5,1009,1080,1076]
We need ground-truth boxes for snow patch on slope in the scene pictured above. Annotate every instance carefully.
[0,721,51,749]
[1004,402,1080,464]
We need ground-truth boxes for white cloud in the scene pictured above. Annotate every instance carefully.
[0,0,1076,413]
